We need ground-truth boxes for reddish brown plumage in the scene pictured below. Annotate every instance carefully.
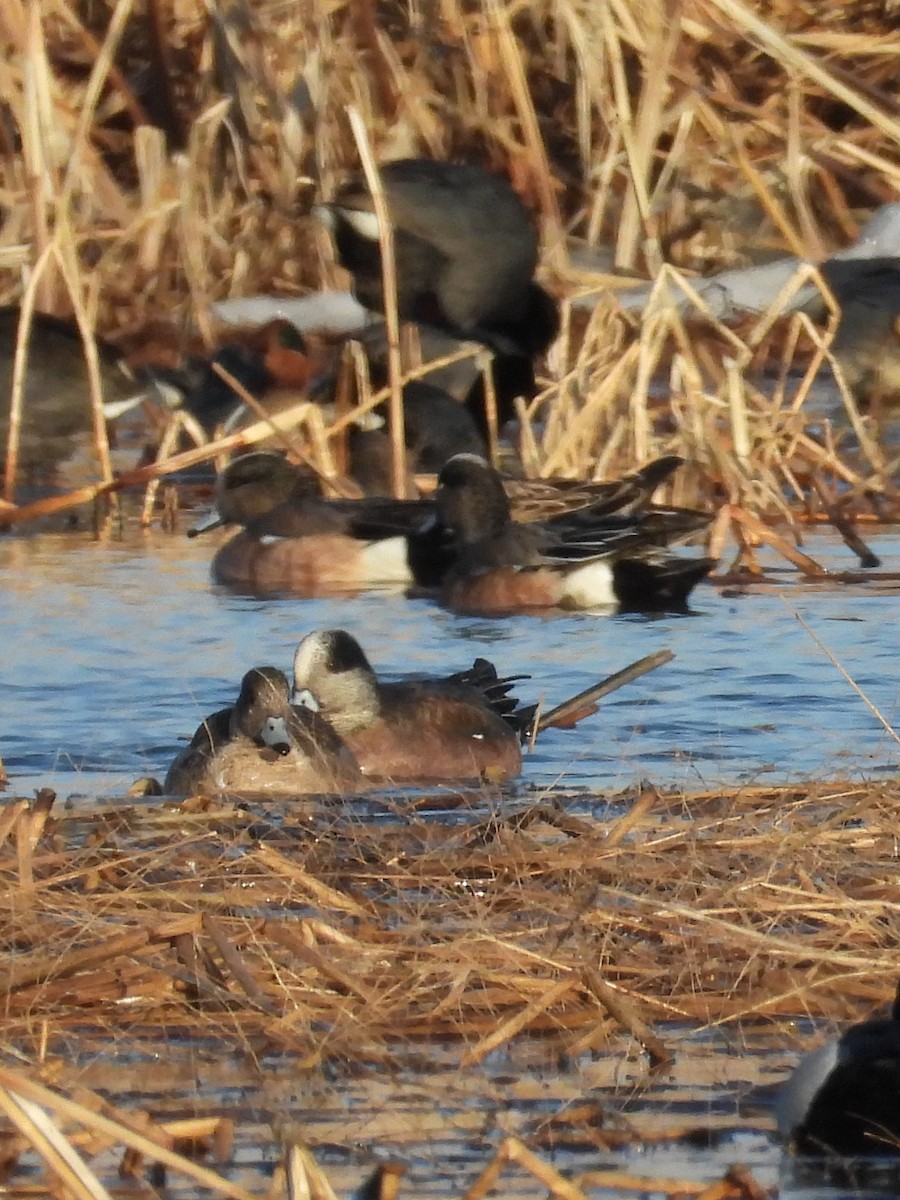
[344,697,522,784]
[212,531,406,594]
[442,567,564,615]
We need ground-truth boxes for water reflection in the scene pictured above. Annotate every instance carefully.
[24,1022,900,1199]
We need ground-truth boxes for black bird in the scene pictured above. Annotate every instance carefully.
[777,982,900,1158]
[314,159,559,429]
[0,307,147,486]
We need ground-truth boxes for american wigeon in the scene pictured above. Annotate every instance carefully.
[289,631,667,784]
[314,158,559,427]
[0,307,147,485]
[777,981,900,1157]
[411,453,714,614]
[164,665,364,796]
[290,630,524,783]
[188,452,432,592]
[191,451,701,594]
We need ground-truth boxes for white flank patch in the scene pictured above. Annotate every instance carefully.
[560,560,618,610]
[310,203,336,231]
[359,537,412,584]
[341,208,382,241]
[259,534,287,546]
[353,409,385,432]
[101,391,149,420]
[150,379,185,412]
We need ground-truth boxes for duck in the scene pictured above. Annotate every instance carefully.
[189,450,701,594]
[776,982,900,1158]
[0,306,149,487]
[407,453,715,614]
[140,319,322,434]
[188,451,433,592]
[290,630,525,784]
[818,256,900,409]
[313,158,559,429]
[290,630,671,784]
[164,665,364,796]
[502,454,688,522]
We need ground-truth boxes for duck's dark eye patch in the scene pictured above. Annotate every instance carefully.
[327,630,371,674]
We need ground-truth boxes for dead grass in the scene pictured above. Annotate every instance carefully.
[2,0,899,527]
[2,780,897,1060]
[0,778,897,1194]
[2,9,898,1191]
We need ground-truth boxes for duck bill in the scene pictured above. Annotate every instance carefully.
[101,391,149,420]
[260,716,291,754]
[187,508,226,538]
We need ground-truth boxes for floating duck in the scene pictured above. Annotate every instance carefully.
[777,982,900,1157]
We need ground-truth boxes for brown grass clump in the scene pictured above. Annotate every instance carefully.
[2,0,899,528]
[0,780,897,1194]
[2,781,897,1060]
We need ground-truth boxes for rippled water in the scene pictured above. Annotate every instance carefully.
[15,1021,900,1200]
[1,524,898,797]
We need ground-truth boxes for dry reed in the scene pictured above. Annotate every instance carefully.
[0,777,896,1193]
[0,0,898,532]
[1,780,897,1058]
[2,8,898,1192]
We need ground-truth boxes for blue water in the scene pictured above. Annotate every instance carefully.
[1,527,897,797]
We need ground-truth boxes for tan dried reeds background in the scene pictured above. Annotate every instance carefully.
[3,780,899,1068]
[1,0,899,528]
[1,779,899,1196]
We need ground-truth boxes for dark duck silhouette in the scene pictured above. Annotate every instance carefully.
[0,307,147,488]
[314,158,559,430]
[777,982,900,1158]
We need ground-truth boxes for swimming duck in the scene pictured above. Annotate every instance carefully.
[777,982,900,1157]
[0,307,148,486]
[314,158,559,427]
[291,630,524,784]
[188,451,432,591]
[410,453,714,614]
[290,630,669,784]
[164,665,364,796]
[191,450,701,594]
